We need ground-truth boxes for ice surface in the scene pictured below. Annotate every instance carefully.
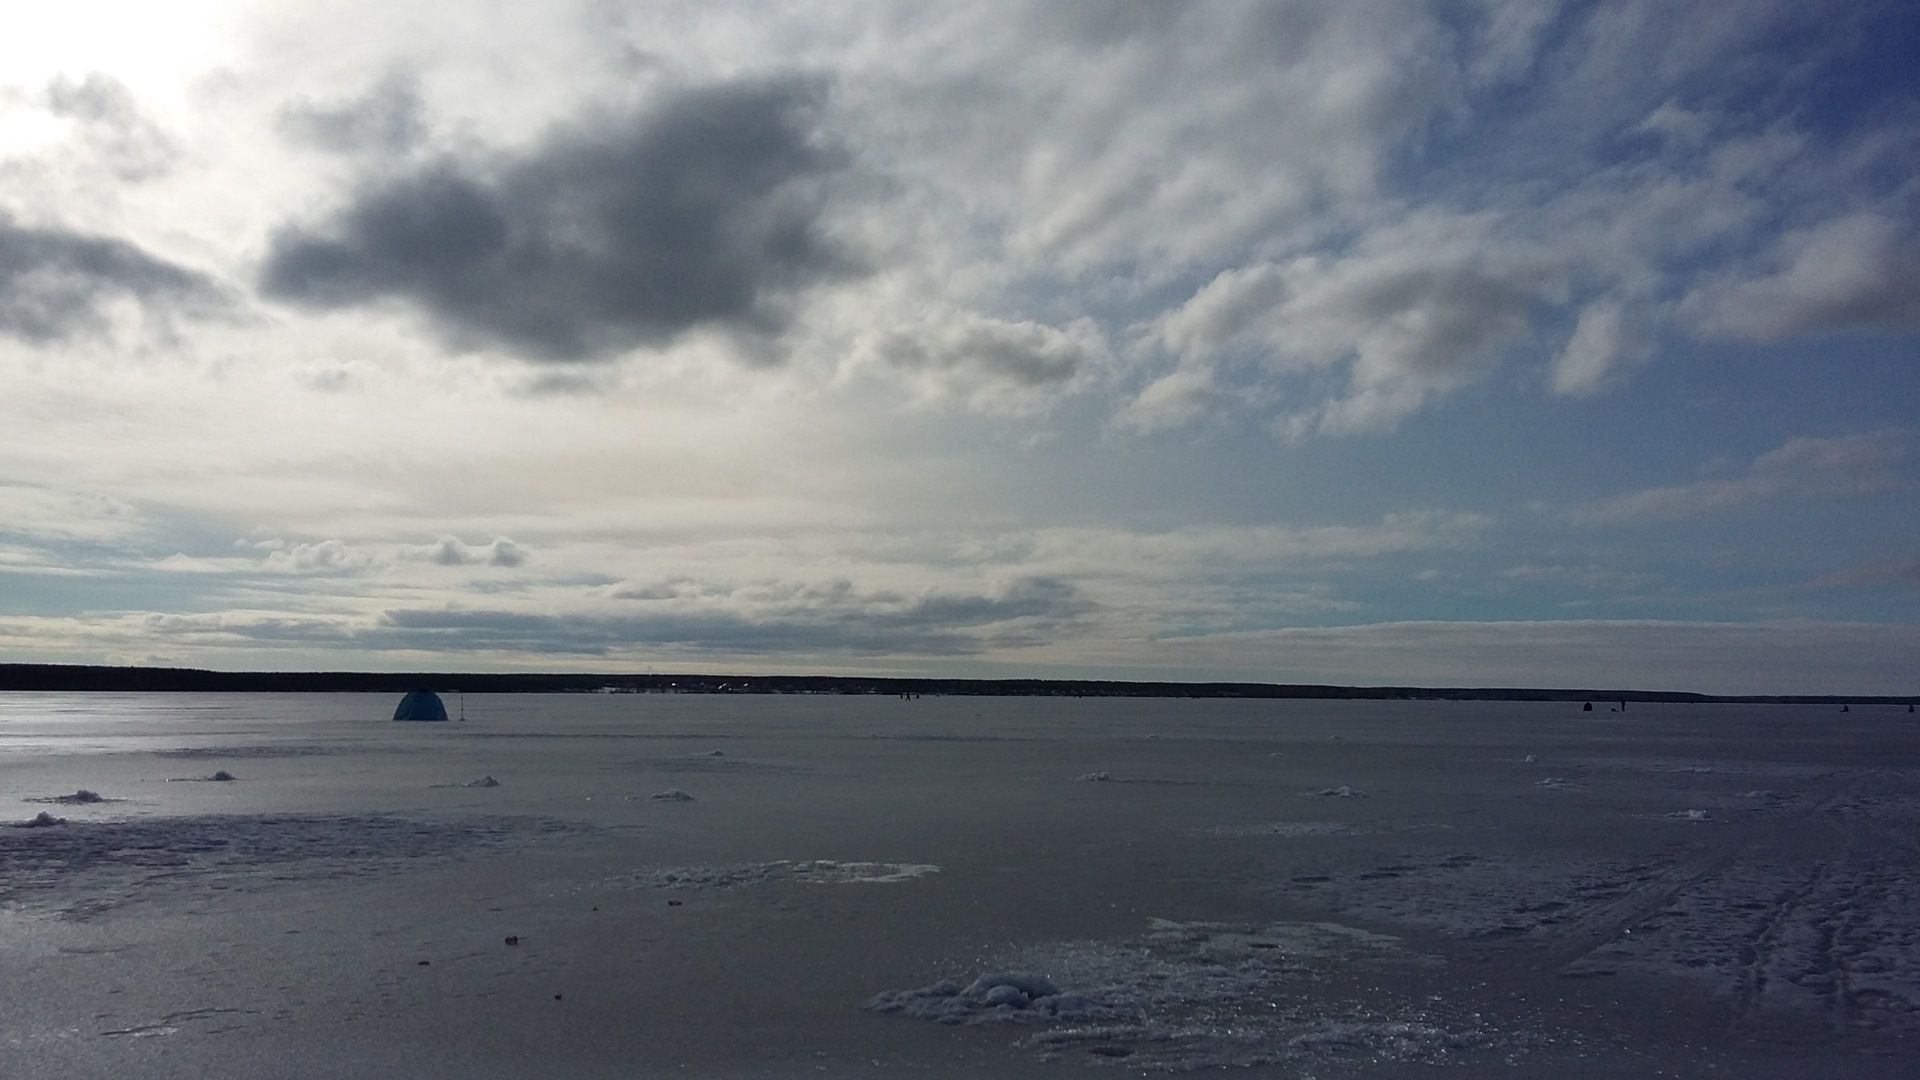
[2,693,1917,1079]
[871,919,1490,1070]
[0,812,579,918]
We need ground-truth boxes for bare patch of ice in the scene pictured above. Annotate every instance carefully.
[1206,821,1357,838]
[154,745,341,759]
[0,813,580,918]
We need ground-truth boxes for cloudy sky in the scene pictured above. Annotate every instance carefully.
[2,1,1915,693]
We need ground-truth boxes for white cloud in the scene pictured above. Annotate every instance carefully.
[0,482,145,542]
[1551,300,1650,397]
[1573,430,1916,523]
[1116,367,1219,434]
[1153,212,1549,435]
[1133,619,1920,695]
[1684,214,1920,342]
[851,309,1109,413]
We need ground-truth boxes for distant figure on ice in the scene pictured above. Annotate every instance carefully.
[1582,701,1593,712]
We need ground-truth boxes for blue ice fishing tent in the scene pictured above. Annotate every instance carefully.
[393,689,449,722]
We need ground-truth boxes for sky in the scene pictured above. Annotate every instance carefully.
[0,0,1915,694]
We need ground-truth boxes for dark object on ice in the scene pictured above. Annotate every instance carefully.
[37,789,107,804]
[651,788,694,801]
[210,770,236,781]
[668,900,682,906]
[504,935,520,946]
[1582,701,1592,712]
[23,811,66,827]
[417,960,430,966]
[1841,704,1849,712]
[466,775,500,788]
[393,690,449,722]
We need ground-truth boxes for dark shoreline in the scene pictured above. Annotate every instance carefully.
[0,663,1910,705]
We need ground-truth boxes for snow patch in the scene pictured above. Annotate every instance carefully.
[593,860,940,892]
[871,919,1485,1070]
[27,789,110,805]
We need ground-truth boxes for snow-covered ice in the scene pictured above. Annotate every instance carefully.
[1,692,1917,1079]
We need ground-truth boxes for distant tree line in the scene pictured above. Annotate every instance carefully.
[0,663,1911,705]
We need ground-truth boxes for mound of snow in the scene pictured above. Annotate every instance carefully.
[1307,785,1367,798]
[868,971,1123,1026]
[1078,771,1113,782]
[30,789,107,805]
[21,811,66,828]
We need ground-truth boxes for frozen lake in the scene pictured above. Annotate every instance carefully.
[2,693,1917,1078]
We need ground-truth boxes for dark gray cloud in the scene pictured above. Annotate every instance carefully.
[277,73,427,155]
[261,77,860,360]
[0,217,222,343]
[363,577,1093,656]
